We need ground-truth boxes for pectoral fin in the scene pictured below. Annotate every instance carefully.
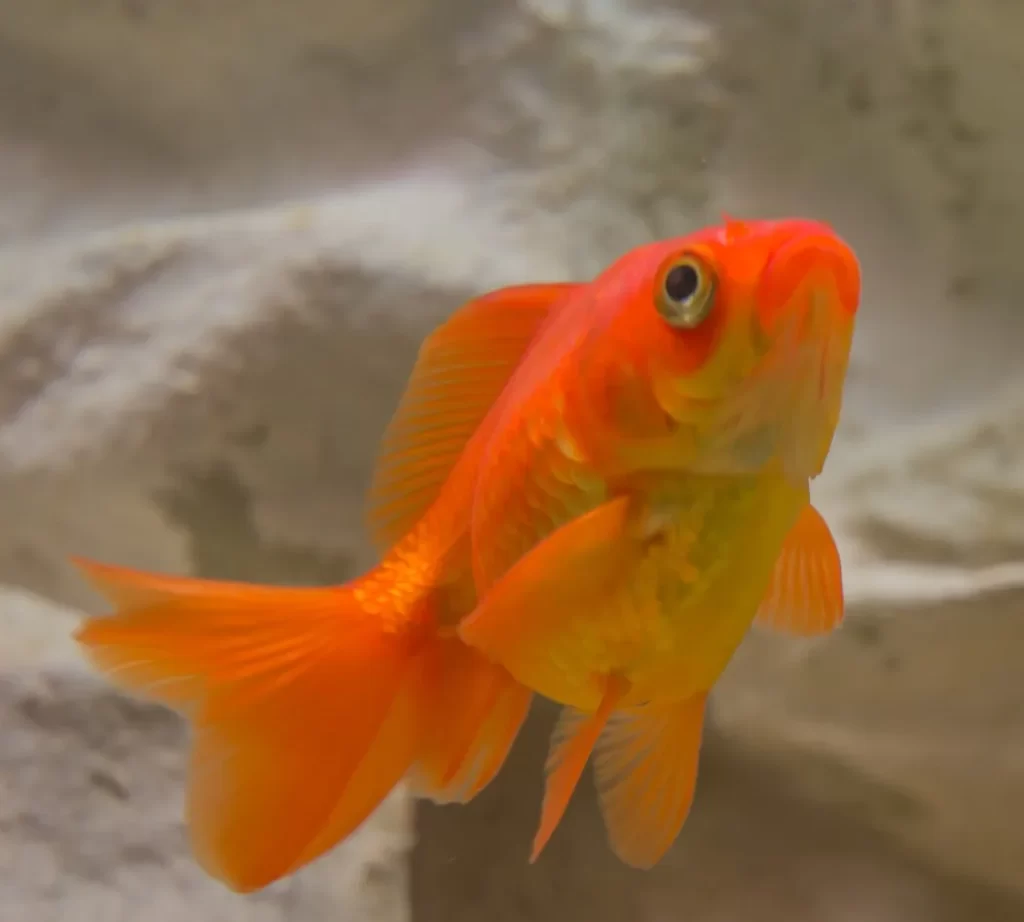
[754,503,844,636]
[457,497,643,708]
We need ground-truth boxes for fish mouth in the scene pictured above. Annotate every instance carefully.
[690,229,860,483]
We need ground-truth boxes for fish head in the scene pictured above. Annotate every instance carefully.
[595,216,860,482]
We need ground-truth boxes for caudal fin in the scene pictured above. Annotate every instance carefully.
[72,557,428,893]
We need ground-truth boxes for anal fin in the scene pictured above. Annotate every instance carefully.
[530,676,629,862]
[409,638,532,804]
[593,692,707,868]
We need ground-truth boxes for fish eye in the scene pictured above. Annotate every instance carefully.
[655,253,716,329]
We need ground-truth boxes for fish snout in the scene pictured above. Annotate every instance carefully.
[756,225,860,481]
[756,225,861,338]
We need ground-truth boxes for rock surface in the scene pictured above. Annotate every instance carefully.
[2,1,1024,920]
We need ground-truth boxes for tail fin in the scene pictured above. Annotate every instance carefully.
[72,557,429,893]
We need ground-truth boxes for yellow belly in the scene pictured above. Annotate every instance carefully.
[578,472,807,705]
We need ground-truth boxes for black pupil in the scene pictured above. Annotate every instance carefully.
[664,264,700,303]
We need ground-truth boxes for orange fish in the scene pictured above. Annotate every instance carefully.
[73,216,860,890]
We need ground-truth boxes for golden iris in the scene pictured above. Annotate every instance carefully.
[655,254,716,329]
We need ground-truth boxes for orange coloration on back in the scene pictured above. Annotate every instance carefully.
[72,216,860,889]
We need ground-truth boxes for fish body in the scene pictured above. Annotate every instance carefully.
[73,216,860,890]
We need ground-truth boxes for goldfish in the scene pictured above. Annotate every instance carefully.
[72,215,860,891]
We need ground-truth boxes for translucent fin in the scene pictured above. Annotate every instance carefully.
[754,504,844,635]
[593,693,707,868]
[530,676,629,862]
[366,283,576,549]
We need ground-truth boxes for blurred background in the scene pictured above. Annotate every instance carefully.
[1,1,1023,920]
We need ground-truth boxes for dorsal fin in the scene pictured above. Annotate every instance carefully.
[365,283,578,551]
